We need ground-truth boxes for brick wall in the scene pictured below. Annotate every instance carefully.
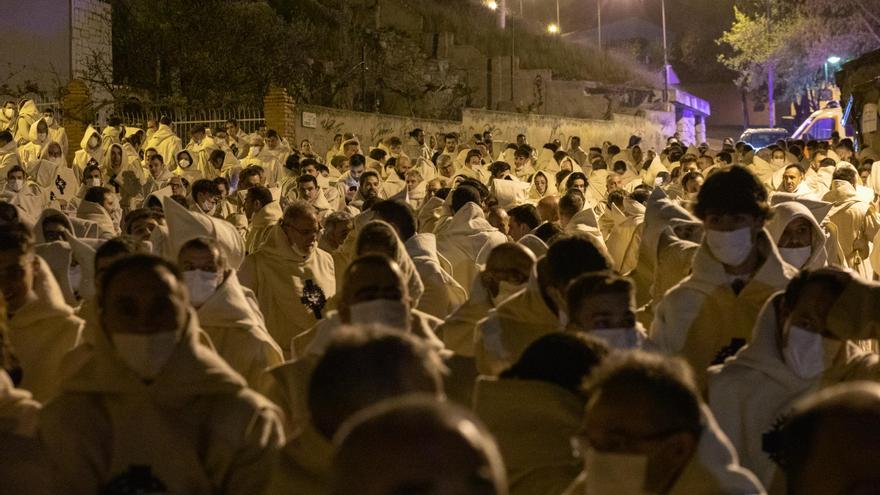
[264,87,297,145]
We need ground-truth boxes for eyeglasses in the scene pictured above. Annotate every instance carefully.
[282,222,323,237]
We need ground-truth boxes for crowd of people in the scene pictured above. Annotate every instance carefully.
[2,96,880,494]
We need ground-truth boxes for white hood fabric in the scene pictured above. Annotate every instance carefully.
[162,195,245,269]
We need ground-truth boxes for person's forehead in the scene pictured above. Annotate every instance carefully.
[347,263,402,288]
[106,265,177,295]
[179,245,219,264]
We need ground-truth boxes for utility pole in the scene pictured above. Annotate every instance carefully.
[766,0,776,127]
[597,0,602,49]
[661,0,669,103]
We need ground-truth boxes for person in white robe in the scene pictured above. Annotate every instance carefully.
[72,125,105,176]
[144,119,183,168]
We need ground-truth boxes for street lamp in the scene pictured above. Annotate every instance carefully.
[825,56,842,85]
[827,56,842,64]
[486,0,498,10]
[661,0,669,104]
[547,23,559,34]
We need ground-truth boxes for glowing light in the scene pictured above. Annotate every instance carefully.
[547,23,559,34]
[486,0,498,10]
[827,56,842,64]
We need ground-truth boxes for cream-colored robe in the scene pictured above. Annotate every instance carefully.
[239,225,336,353]
[76,199,118,239]
[605,198,645,273]
[765,201,829,270]
[475,266,560,376]
[245,201,282,254]
[473,378,583,495]
[72,125,104,175]
[563,406,764,495]
[265,424,333,494]
[7,257,83,402]
[26,143,78,205]
[196,271,284,391]
[0,370,40,438]
[405,233,467,319]
[39,312,285,495]
[160,195,246,269]
[708,295,876,491]
[651,232,797,385]
[823,179,879,273]
[435,202,507,292]
[144,124,182,169]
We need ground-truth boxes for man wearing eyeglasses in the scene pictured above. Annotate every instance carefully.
[240,201,336,357]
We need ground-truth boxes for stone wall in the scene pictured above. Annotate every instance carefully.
[61,80,92,166]
[291,102,674,155]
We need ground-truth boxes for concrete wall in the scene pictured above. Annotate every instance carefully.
[682,82,769,129]
[291,103,675,155]
[71,0,112,82]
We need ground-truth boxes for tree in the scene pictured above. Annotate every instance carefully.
[718,0,880,125]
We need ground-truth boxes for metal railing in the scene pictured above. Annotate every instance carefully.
[118,106,265,134]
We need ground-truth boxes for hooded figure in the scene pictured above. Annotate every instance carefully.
[103,143,145,210]
[26,142,77,205]
[239,221,336,355]
[405,232,468,319]
[708,294,877,490]
[652,230,797,384]
[436,201,507,293]
[76,197,119,240]
[159,196,245,270]
[18,117,52,165]
[605,197,646,273]
[73,125,105,175]
[38,256,285,495]
[13,99,39,145]
[765,201,828,270]
[145,122,183,168]
[245,200,283,255]
[7,256,83,402]
[528,170,557,201]
[822,178,879,275]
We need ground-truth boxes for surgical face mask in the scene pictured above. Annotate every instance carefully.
[88,136,99,148]
[494,280,525,305]
[178,158,191,169]
[8,179,23,192]
[68,264,83,292]
[112,331,179,379]
[87,177,102,187]
[1,108,13,119]
[182,270,220,307]
[783,325,843,379]
[779,246,812,269]
[348,299,410,331]
[771,158,785,167]
[591,327,643,350]
[705,227,753,266]
[200,200,215,215]
[44,116,54,126]
[249,146,261,157]
[584,448,650,495]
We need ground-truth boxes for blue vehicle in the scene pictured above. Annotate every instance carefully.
[738,128,789,150]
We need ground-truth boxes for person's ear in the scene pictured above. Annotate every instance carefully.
[661,431,698,468]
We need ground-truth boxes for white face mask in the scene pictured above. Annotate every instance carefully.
[591,327,643,350]
[783,325,843,379]
[249,146,261,157]
[178,158,191,169]
[771,158,785,167]
[182,270,220,307]
[88,136,99,149]
[200,200,215,215]
[584,448,650,495]
[44,116,54,126]
[348,299,410,331]
[494,280,525,305]
[87,177,102,187]
[779,246,812,269]
[1,108,13,119]
[706,227,754,266]
[68,264,83,292]
[8,179,23,192]
[112,331,179,379]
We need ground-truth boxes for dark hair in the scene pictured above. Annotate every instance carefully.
[783,270,848,312]
[83,186,112,205]
[240,165,264,183]
[149,153,164,165]
[355,221,399,258]
[507,204,541,231]
[246,185,273,207]
[489,161,511,177]
[546,235,611,289]
[500,333,609,394]
[717,152,733,165]
[191,179,219,199]
[307,327,442,439]
[266,129,278,139]
[349,154,366,168]
[179,236,226,267]
[514,147,530,159]
[123,208,163,235]
[209,149,225,165]
[189,124,206,135]
[99,254,182,308]
[368,148,387,161]
[451,185,481,213]
[832,166,858,184]
[371,200,417,241]
[558,189,585,219]
[0,223,34,254]
[565,172,588,190]
[5,165,25,179]
[819,157,837,168]
[358,170,380,189]
[586,351,702,436]
[297,174,318,187]
[694,165,769,221]
[566,272,633,313]
[534,222,563,243]
[94,236,142,273]
[681,171,703,190]
[0,130,13,144]
[784,164,805,175]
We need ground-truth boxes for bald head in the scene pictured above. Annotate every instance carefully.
[332,396,508,495]
[537,195,559,223]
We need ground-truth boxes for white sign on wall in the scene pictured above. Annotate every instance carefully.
[302,112,317,129]
[863,103,878,134]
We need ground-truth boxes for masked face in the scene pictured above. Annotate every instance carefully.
[348,299,410,331]
[783,325,843,379]
[182,269,221,308]
[8,178,24,192]
[779,246,812,269]
[88,135,100,149]
[87,177,102,187]
[704,225,756,267]
[591,328,644,350]
[112,331,180,379]
[584,449,650,495]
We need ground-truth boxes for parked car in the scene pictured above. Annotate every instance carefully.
[738,128,789,150]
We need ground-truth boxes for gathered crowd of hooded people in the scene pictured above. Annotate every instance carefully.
[4,97,880,494]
